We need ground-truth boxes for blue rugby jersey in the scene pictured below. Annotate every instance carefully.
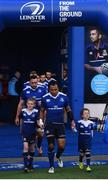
[77,120,94,143]
[41,92,69,124]
[45,78,56,84]
[21,85,46,107]
[20,108,39,136]
[23,81,48,93]
[23,81,30,89]
[86,42,108,67]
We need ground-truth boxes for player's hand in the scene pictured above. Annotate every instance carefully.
[94,67,102,73]
[15,117,20,126]
[71,121,77,132]
[71,120,75,129]
[37,119,44,129]
[85,64,91,70]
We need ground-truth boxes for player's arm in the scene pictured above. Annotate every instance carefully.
[38,107,45,128]
[38,96,46,128]
[19,118,22,134]
[15,97,24,126]
[85,64,100,72]
[65,105,75,129]
[40,107,45,121]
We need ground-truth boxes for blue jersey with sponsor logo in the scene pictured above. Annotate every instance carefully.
[23,81,48,93]
[86,42,108,67]
[21,85,46,107]
[23,81,29,89]
[20,108,39,136]
[45,78,56,84]
[77,120,94,144]
[41,81,48,93]
[41,92,69,124]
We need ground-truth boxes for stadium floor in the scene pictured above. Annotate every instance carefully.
[0,124,108,172]
[0,124,108,158]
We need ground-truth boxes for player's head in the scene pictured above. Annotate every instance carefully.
[48,80,59,96]
[26,98,36,110]
[63,69,68,78]
[37,75,40,82]
[89,27,102,43]
[80,108,90,120]
[40,74,46,83]
[15,71,21,79]
[29,70,37,77]
[46,71,52,80]
[29,75,38,89]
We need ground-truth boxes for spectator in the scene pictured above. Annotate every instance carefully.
[8,71,21,96]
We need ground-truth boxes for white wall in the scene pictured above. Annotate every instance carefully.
[84,104,106,119]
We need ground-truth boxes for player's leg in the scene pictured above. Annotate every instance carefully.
[56,124,66,168]
[79,149,85,170]
[36,127,44,156]
[85,149,91,172]
[28,134,36,171]
[23,138,29,172]
[28,141,35,171]
[45,123,55,173]
[47,136,55,173]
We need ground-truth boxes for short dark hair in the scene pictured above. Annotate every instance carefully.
[48,80,58,89]
[89,27,102,36]
[80,108,90,117]
[29,75,38,81]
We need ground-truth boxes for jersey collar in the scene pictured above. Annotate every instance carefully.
[49,92,60,99]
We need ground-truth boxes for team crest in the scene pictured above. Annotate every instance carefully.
[46,130,49,134]
[26,91,30,94]
[60,98,64,102]
[38,89,42,93]
[23,113,26,116]
[80,125,84,128]
[32,114,35,118]
[46,99,50,102]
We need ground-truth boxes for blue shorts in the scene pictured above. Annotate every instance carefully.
[78,141,91,151]
[45,123,66,139]
[22,134,36,144]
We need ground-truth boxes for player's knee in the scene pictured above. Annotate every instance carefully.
[47,136,55,152]
[85,149,91,156]
[48,143,54,152]
[23,146,29,152]
[58,140,65,149]
[29,144,35,152]
[58,144,65,150]
[80,149,85,156]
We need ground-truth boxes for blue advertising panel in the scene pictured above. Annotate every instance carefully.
[0,0,108,30]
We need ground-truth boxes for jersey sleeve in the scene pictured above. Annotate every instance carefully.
[64,95,70,108]
[43,87,47,96]
[76,121,80,131]
[20,90,26,101]
[91,122,95,130]
[19,111,23,119]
